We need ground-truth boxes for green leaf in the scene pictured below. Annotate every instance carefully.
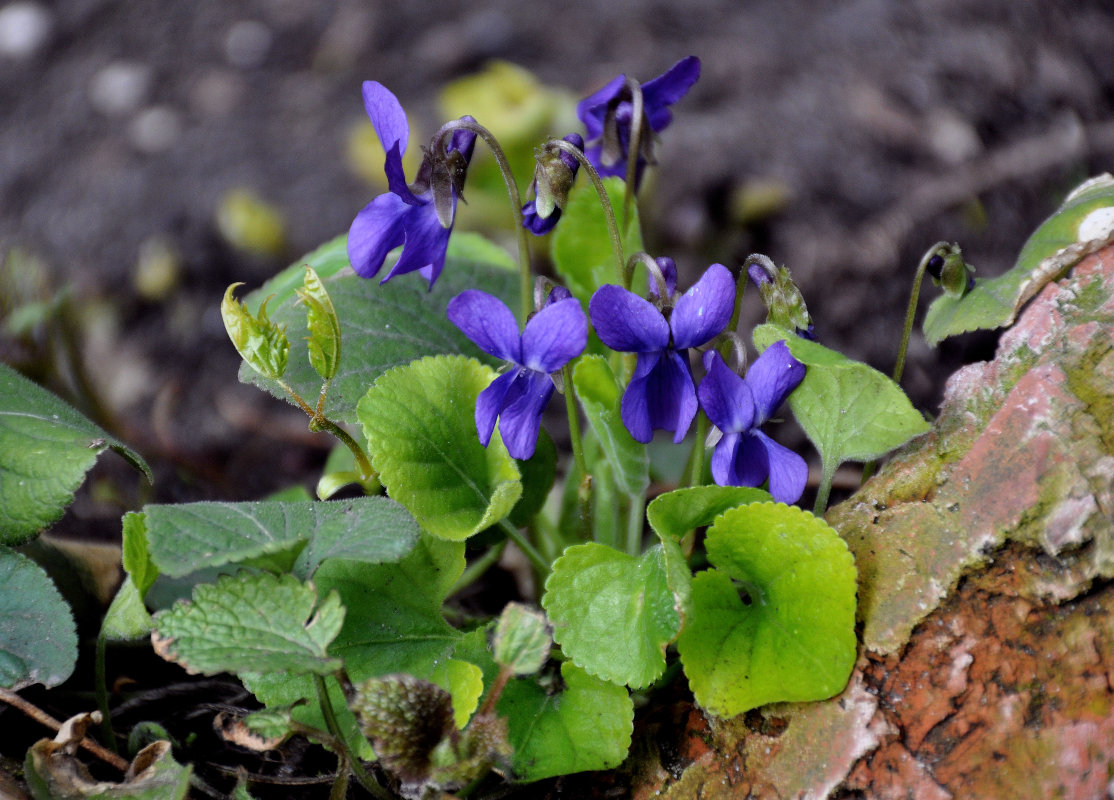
[221,285,289,381]
[572,356,649,494]
[243,534,465,759]
[140,497,418,579]
[492,603,551,676]
[358,356,522,541]
[543,542,682,688]
[646,485,773,542]
[0,548,77,689]
[121,512,157,596]
[26,738,190,800]
[924,174,1114,345]
[753,324,930,469]
[152,573,344,676]
[550,176,643,308]
[431,658,485,728]
[0,364,151,545]
[508,427,556,527]
[101,577,153,642]
[296,266,342,381]
[241,233,518,425]
[677,502,857,717]
[498,661,633,781]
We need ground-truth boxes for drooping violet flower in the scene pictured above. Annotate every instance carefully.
[577,56,700,186]
[347,81,476,289]
[589,262,734,443]
[522,133,584,236]
[448,288,586,460]
[698,344,807,503]
[746,257,816,340]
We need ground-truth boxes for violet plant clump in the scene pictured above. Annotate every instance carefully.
[1,56,941,800]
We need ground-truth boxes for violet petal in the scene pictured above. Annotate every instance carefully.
[447,290,522,363]
[522,297,587,373]
[670,263,735,350]
[589,285,670,353]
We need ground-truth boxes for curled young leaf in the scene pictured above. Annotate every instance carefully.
[295,266,341,381]
[221,284,289,381]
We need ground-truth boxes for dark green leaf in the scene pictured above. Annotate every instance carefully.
[153,572,344,676]
[924,174,1114,344]
[240,233,518,425]
[0,548,77,689]
[0,364,151,545]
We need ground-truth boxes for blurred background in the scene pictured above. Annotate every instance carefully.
[2,0,1113,532]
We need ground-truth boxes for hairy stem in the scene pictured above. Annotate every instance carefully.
[549,137,626,287]
[499,519,551,579]
[621,76,645,228]
[313,674,393,800]
[437,119,533,323]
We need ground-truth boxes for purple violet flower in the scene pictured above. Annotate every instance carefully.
[347,81,476,289]
[577,56,700,186]
[448,288,587,460]
[698,343,807,504]
[522,134,584,236]
[589,262,734,443]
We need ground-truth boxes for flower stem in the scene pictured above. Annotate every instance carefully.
[862,241,947,485]
[499,519,551,579]
[279,379,377,482]
[625,252,670,299]
[624,492,646,556]
[685,412,708,487]
[451,539,507,596]
[562,363,588,480]
[813,458,836,516]
[313,674,392,800]
[621,77,644,229]
[893,241,948,385]
[549,137,626,288]
[438,119,533,323]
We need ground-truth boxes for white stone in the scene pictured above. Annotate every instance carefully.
[224,20,272,69]
[89,61,151,116]
[0,1,52,59]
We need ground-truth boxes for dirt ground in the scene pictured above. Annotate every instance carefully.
[3,0,1114,511]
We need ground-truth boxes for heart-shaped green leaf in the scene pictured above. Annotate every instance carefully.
[646,485,773,542]
[0,548,77,689]
[924,174,1114,345]
[0,364,151,545]
[753,324,930,475]
[240,234,518,424]
[677,502,857,716]
[543,542,684,688]
[153,572,345,676]
[358,355,522,541]
[498,662,633,781]
[572,355,648,495]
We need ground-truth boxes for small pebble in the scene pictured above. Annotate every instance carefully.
[88,61,151,116]
[224,20,272,69]
[129,106,182,153]
[0,1,52,60]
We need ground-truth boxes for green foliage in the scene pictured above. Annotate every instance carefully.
[296,266,342,381]
[358,356,522,541]
[134,497,418,580]
[543,542,683,688]
[221,285,289,382]
[753,324,930,470]
[492,603,551,676]
[677,502,858,716]
[573,355,649,495]
[646,485,773,542]
[498,662,634,781]
[240,234,518,424]
[551,177,643,307]
[924,174,1114,344]
[152,572,345,676]
[0,363,150,545]
[0,548,78,689]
